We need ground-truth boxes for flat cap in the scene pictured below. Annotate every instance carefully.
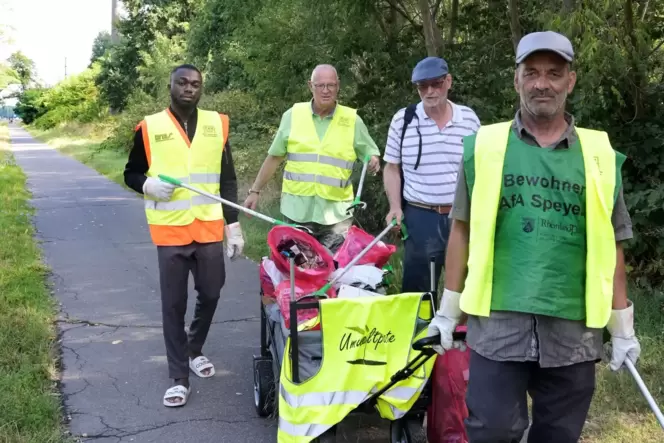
[516,31,574,64]
[411,57,449,83]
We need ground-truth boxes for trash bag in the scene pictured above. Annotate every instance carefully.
[276,279,336,331]
[426,326,471,443]
[333,226,397,268]
[259,257,286,299]
[268,226,335,283]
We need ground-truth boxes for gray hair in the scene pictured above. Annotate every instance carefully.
[310,64,338,82]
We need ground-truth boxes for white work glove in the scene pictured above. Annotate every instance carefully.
[224,222,244,260]
[143,177,176,201]
[427,289,463,355]
[607,300,641,371]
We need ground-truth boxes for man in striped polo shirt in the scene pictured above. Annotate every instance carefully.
[383,56,480,293]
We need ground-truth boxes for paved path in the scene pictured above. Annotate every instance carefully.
[8,124,390,443]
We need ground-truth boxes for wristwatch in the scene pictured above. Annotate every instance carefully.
[248,189,260,195]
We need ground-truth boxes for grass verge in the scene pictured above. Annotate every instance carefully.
[25,121,664,442]
[0,123,68,443]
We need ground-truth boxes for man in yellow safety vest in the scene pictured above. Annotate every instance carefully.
[426,32,642,442]
[124,64,245,407]
[243,64,381,252]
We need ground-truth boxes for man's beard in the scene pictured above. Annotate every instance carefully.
[522,89,567,119]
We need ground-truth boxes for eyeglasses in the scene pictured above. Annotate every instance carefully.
[312,83,338,91]
[416,79,446,91]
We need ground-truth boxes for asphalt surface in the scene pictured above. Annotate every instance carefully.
[8,124,391,443]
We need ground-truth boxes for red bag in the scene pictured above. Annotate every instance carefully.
[268,226,335,283]
[426,326,471,443]
[333,225,397,268]
[259,261,276,299]
[276,279,336,331]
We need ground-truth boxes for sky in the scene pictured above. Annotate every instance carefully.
[1,0,126,87]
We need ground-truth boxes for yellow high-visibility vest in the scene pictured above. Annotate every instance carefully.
[282,102,357,201]
[278,293,436,442]
[143,109,226,233]
[460,121,620,328]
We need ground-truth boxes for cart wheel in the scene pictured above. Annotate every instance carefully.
[390,418,426,443]
[313,426,337,442]
[253,357,275,417]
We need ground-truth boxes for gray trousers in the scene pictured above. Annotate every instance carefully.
[465,350,596,443]
[157,241,226,379]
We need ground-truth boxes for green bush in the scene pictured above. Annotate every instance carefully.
[31,65,106,130]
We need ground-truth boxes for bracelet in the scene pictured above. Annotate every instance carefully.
[248,189,260,195]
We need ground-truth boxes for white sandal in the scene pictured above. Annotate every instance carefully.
[189,356,215,378]
[163,385,190,407]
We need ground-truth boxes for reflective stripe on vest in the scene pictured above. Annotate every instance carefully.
[287,153,355,170]
[282,102,357,202]
[282,171,352,189]
[143,108,226,234]
[460,121,620,328]
[277,293,436,442]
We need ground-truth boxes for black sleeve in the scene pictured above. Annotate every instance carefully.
[124,126,149,194]
[220,139,239,224]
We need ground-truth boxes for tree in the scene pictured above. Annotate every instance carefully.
[8,51,35,91]
[90,31,113,66]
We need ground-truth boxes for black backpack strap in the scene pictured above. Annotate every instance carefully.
[399,104,418,153]
[399,104,422,171]
[399,104,419,211]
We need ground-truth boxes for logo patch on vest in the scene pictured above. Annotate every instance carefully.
[155,132,174,142]
[203,125,217,137]
[339,325,395,366]
[337,116,352,127]
[521,216,535,233]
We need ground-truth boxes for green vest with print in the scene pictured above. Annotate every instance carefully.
[463,129,625,321]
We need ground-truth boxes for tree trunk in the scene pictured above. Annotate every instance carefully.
[447,0,459,47]
[509,0,522,53]
[624,0,645,119]
[418,0,442,56]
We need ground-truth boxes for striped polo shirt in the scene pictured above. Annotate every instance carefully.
[383,100,480,206]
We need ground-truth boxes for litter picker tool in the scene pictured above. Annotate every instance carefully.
[346,155,370,214]
[158,174,314,235]
[309,218,408,298]
[624,359,664,429]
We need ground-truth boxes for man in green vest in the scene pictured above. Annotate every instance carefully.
[426,31,642,442]
[243,64,381,252]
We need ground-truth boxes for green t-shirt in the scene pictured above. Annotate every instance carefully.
[268,102,380,225]
[463,131,625,320]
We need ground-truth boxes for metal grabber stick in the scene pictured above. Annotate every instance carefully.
[346,155,370,214]
[158,174,314,234]
[624,359,664,429]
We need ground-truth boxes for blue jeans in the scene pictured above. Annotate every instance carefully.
[401,204,451,293]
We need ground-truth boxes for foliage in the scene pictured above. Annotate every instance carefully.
[7,51,35,91]
[89,31,113,66]
[0,63,19,90]
[14,88,47,124]
[32,65,106,130]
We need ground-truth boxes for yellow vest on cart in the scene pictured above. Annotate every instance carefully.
[277,293,436,443]
[143,108,226,245]
[282,102,357,202]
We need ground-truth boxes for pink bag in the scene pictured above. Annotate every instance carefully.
[333,226,397,268]
[268,226,335,283]
[276,279,336,331]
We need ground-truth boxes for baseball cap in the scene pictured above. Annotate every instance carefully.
[411,57,449,83]
[516,31,574,64]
